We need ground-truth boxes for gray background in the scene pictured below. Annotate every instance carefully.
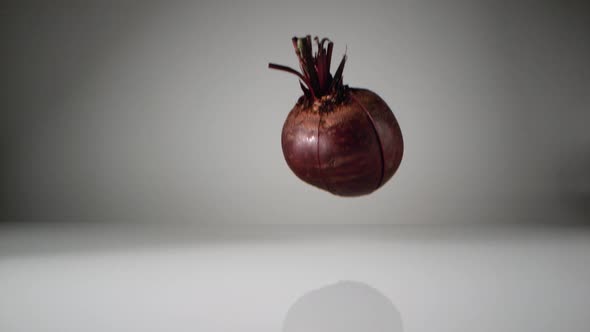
[2,0,589,223]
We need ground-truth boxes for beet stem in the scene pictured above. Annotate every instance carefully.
[269,35,347,102]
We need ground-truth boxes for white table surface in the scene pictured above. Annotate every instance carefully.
[1,224,589,332]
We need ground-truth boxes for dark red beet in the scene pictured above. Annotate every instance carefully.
[270,36,403,196]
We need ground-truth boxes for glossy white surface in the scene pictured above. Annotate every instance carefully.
[1,225,589,332]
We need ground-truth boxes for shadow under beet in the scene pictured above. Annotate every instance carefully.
[283,280,403,332]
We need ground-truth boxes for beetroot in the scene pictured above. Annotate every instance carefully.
[269,36,404,196]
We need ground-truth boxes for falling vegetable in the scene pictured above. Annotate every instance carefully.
[269,36,404,196]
